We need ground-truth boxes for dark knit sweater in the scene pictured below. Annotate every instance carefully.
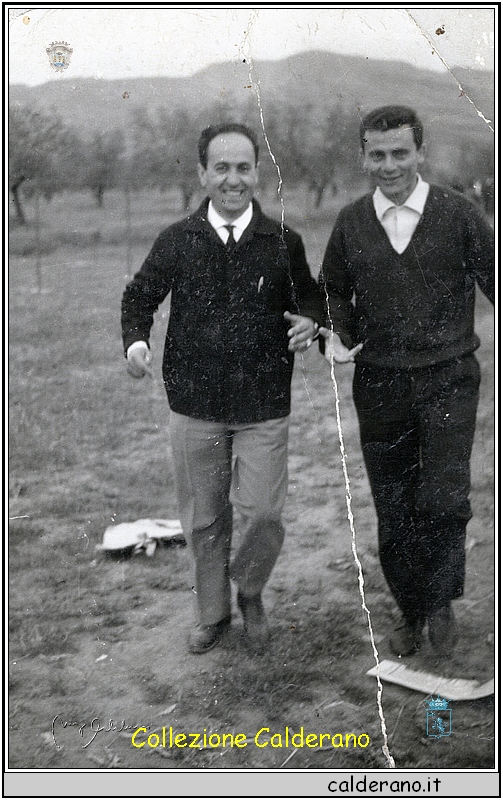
[122,199,324,423]
[319,185,494,369]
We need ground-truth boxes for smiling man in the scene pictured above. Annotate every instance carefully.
[122,122,323,654]
[318,106,494,660]
[197,125,258,220]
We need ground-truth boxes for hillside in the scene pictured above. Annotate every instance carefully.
[9,50,493,144]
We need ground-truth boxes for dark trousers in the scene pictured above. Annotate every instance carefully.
[353,355,480,621]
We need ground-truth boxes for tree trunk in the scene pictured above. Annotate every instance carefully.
[180,185,192,212]
[11,179,26,224]
[124,187,132,275]
[94,186,104,207]
[35,192,43,293]
[314,186,325,208]
[313,184,325,209]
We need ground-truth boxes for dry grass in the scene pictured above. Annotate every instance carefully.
[8,190,495,770]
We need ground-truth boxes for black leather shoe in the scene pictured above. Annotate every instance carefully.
[237,592,269,652]
[187,616,231,654]
[389,617,425,657]
[428,605,458,658]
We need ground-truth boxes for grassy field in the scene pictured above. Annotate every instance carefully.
[8,188,494,771]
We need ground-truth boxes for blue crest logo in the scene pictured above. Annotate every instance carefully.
[46,41,73,72]
[424,696,452,738]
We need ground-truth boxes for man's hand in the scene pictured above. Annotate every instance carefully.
[126,342,152,378]
[284,311,319,352]
[319,328,363,363]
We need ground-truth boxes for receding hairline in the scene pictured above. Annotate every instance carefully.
[198,123,260,167]
[207,131,258,156]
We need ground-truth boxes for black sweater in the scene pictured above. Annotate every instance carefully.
[319,186,494,369]
[122,199,324,423]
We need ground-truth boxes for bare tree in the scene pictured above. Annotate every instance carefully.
[84,129,126,207]
[130,107,201,210]
[9,104,80,224]
[265,101,358,207]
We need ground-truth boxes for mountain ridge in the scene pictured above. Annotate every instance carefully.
[9,50,493,141]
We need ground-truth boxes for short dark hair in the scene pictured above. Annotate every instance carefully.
[360,106,423,150]
[198,123,259,168]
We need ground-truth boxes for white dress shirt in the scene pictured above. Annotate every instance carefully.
[207,200,253,243]
[373,174,430,254]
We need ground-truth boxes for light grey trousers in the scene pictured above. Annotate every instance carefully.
[169,412,289,626]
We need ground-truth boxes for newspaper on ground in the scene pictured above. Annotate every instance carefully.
[366,659,494,701]
[98,519,185,556]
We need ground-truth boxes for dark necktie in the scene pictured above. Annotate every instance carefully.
[224,225,236,250]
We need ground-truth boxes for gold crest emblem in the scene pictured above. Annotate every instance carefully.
[46,41,73,72]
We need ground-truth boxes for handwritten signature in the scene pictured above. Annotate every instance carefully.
[52,716,148,749]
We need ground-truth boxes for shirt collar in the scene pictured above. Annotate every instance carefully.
[207,201,253,234]
[373,174,430,221]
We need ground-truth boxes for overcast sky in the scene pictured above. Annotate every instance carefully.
[8,5,495,86]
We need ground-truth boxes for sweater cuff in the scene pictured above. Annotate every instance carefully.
[126,341,149,359]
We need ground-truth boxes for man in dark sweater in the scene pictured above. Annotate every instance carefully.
[319,106,494,659]
[122,123,324,654]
